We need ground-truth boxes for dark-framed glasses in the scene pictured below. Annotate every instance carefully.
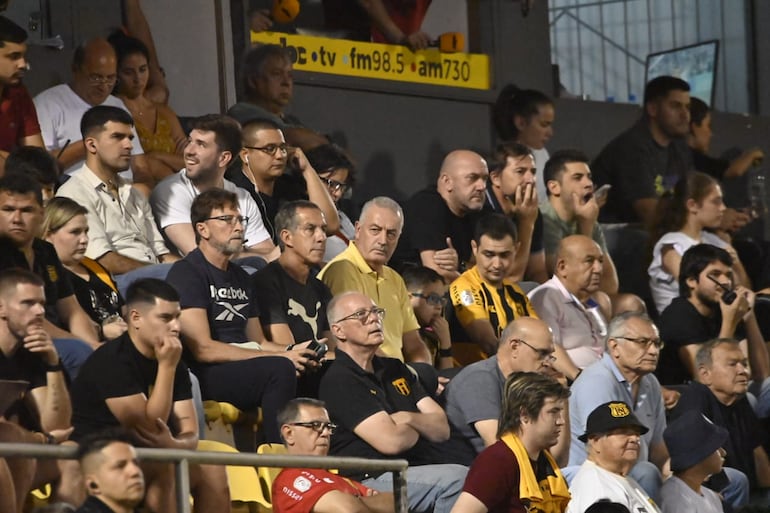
[320,177,349,194]
[244,143,288,156]
[615,336,664,350]
[289,421,337,434]
[335,307,386,324]
[512,338,557,362]
[205,215,249,226]
[409,292,447,307]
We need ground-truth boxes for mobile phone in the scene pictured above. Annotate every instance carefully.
[307,339,328,360]
[594,184,611,203]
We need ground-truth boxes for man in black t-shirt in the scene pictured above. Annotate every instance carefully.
[672,339,769,495]
[0,174,99,379]
[592,76,693,227]
[225,118,339,244]
[657,244,769,389]
[319,291,467,513]
[71,278,228,512]
[0,268,72,513]
[166,188,315,442]
[253,200,332,344]
[393,150,488,282]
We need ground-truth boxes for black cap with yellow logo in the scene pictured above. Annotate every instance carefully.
[578,401,649,442]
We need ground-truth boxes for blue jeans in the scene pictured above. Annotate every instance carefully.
[363,464,467,513]
[115,263,173,298]
[722,466,750,509]
[53,338,93,381]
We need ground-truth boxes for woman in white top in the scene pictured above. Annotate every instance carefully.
[493,84,555,200]
[648,171,750,314]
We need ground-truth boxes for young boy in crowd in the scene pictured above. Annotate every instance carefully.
[403,266,454,369]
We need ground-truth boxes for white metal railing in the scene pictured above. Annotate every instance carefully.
[0,443,409,513]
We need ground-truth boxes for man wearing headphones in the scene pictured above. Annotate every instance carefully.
[75,432,145,513]
[225,117,339,244]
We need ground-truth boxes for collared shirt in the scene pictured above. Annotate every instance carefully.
[319,349,430,479]
[528,276,605,369]
[149,169,271,255]
[568,353,666,466]
[318,242,419,359]
[56,164,169,263]
[33,84,144,175]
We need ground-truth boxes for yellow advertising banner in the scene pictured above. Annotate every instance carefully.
[251,31,491,90]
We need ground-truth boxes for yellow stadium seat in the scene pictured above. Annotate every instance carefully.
[198,439,271,513]
[256,443,288,506]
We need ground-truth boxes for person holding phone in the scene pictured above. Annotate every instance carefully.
[656,243,766,389]
[648,172,750,315]
[540,149,620,295]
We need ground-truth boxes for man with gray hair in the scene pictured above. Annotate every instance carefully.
[568,312,668,502]
[319,291,467,513]
[253,200,333,348]
[671,338,768,502]
[319,196,431,364]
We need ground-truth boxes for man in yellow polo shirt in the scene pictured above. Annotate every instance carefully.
[318,196,432,364]
[450,214,538,359]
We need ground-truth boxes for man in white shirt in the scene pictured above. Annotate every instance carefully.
[150,114,278,261]
[528,235,607,382]
[56,106,178,295]
[33,38,148,180]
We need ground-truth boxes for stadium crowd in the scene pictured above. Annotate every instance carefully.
[1,3,770,513]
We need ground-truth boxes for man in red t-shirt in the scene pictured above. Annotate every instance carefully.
[0,17,44,174]
[272,398,395,513]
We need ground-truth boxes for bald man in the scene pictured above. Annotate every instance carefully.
[442,317,570,466]
[33,37,148,178]
[393,150,489,282]
[528,235,608,382]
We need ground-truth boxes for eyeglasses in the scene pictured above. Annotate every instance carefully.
[335,307,386,324]
[512,338,557,362]
[204,215,249,226]
[615,336,664,350]
[244,143,288,156]
[320,177,349,194]
[409,292,447,307]
[288,421,337,434]
[87,74,117,85]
